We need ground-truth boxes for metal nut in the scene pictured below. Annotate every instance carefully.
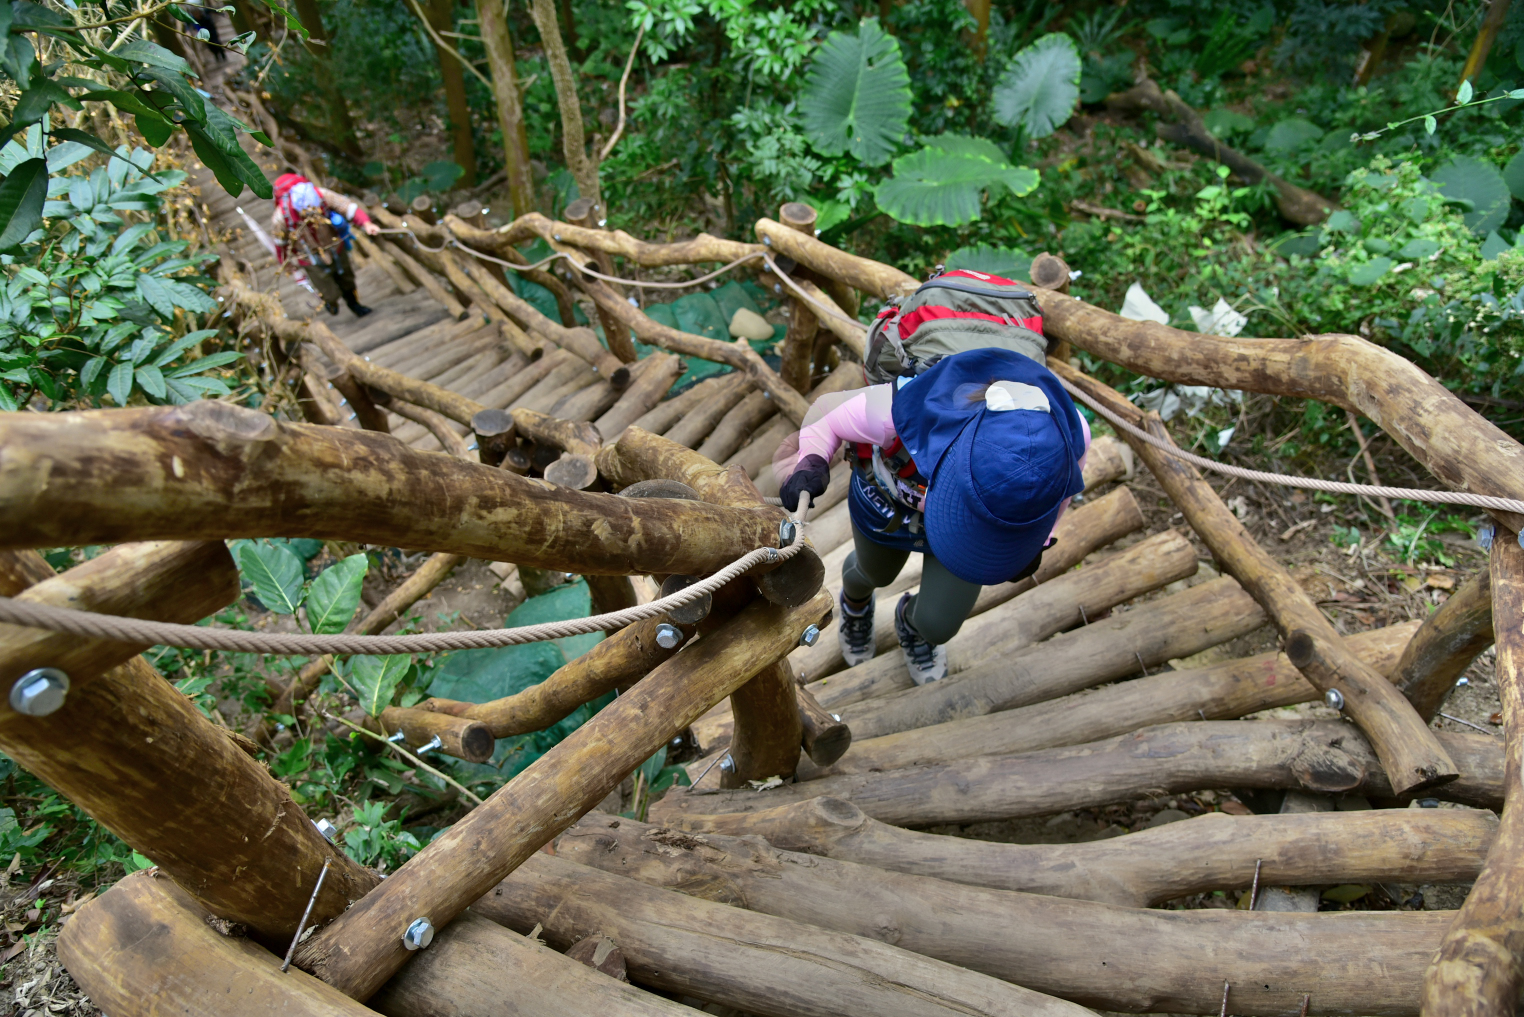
[778,519,797,545]
[418,734,444,754]
[314,818,337,842]
[799,624,821,648]
[718,753,735,773]
[654,623,684,650]
[402,917,435,951]
[831,713,842,722]
[1324,688,1345,711]
[10,668,68,717]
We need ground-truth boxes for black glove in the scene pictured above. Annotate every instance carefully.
[780,454,831,511]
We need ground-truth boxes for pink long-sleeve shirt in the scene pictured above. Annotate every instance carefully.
[791,383,1091,527]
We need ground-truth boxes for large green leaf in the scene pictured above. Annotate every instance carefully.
[874,146,1040,227]
[945,244,1034,281]
[1262,117,1322,154]
[1505,149,1524,201]
[992,33,1081,140]
[238,541,305,615]
[799,18,912,167]
[350,655,411,716]
[0,158,47,249]
[306,554,368,634]
[1431,156,1511,236]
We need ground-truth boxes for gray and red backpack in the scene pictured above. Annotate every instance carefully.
[863,268,1047,384]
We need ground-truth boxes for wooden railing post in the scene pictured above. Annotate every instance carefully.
[565,196,639,364]
[776,202,820,394]
[1029,251,1072,363]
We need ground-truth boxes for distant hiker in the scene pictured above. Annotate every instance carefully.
[272,171,380,318]
[777,269,1089,684]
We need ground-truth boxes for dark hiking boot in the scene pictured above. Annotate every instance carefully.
[894,593,947,685]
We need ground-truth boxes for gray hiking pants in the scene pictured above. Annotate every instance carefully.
[841,523,982,645]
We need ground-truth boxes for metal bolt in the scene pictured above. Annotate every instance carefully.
[402,917,435,951]
[774,283,782,294]
[655,623,683,649]
[387,730,406,743]
[553,233,561,241]
[10,668,68,717]
[799,624,821,648]
[314,818,337,842]
[763,235,772,246]
[418,734,444,754]
[1456,676,1470,687]
[831,713,841,722]
[718,753,735,773]
[778,519,797,544]
[1324,688,1345,711]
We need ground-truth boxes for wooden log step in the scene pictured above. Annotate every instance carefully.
[475,850,1096,1017]
[664,371,753,448]
[558,809,1451,1016]
[665,794,1495,908]
[702,389,778,465]
[652,720,1503,829]
[806,621,1418,778]
[510,359,596,412]
[366,313,489,368]
[833,576,1265,736]
[454,351,532,402]
[627,372,739,438]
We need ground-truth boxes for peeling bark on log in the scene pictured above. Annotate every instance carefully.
[0,551,375,947]
[595,353,686,441]
[794,485,1144,686]
[651,721,1502,830]
[292,591,832,1000]
[1060,365,1456,795]
[474,851,1097,1017]
[1422,533,1524,1015]
[724,660,802,786]
[0,541,239,708]
[754,218,918,300]
[558,810,1452,1017]
[809,622,1416,778]
[1035,301,1524,535]
[419,615,694,737]
[667,795,1495,908]
[836,576,1266,738]
[59,872,379,1017]
[1396,566,1494,722]
[0,403,794,578]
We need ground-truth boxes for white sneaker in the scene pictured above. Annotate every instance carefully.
[837,591,877,667]
[894,593,947,685]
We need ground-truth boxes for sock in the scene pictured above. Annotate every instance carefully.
[841,593,872,615]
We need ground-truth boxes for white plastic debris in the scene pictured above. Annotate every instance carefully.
[1187,297,1248,337]
[1119,281,1170,325]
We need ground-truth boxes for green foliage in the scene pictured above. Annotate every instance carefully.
[233,539,371,628]
[874,136,1039,227]
[349,655,414,717]
[341,800,421,872]
[1430,156,1513,236]
[305,555,370,635]
[991,33,1082,140]
[799,18,912,167]
[238,542,305,615]
[945,243,1033,279]
[0,136,237,412]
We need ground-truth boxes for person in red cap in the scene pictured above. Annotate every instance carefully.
[271,171,381,318]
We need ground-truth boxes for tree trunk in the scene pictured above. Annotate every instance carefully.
[963,0,990,60]
[557,810,1455,1017]
[793,484,1143,686]
[1395,566,1494,721]
[835,576,1265,737]
[807,621,1416,778]
[651,720,1502,828]
[0,404,804,581]
[0,546,378,949]
[1058,364,1457,796]
[289,0,361,157]
[474,851,1096,1017]
[667,794,1494,909]
[426,0,477,186]
[1457,0,1513,96]
[475,0,535,217]
[1422,530,1524,1015]
[291,591,832,1000]
[528,0,599,210]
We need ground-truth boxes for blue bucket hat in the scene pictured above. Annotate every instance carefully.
[891,348,1085,585]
